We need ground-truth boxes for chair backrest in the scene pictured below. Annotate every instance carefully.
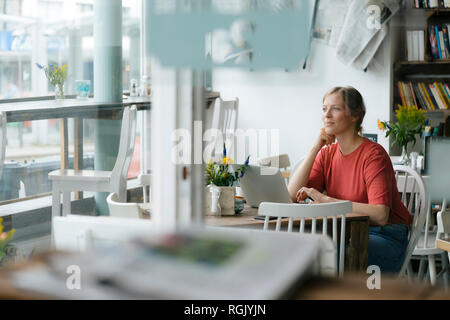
[258,201,352,277]
[212,97,239,136]
[111,105,137,186]
[394,165,429,277]
[52,215,154,252]
[0,111,6,179]
[258,154,291,170]
[106,192,145,219]
[437,198,449,237]
[259,154,291,184]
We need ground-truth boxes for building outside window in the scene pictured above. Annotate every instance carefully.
[0,0,141,202]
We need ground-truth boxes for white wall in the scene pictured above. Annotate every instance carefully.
[213,32,393,167]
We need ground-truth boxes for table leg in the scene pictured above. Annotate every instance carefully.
[346,220,369,272]
[74,117,83,200]
[59,118,69,170]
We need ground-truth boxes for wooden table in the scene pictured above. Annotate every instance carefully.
[205,205,370,272]
[436,237,450,253]
[1,255,448,300]
[0,92,219,199]
[0,96,151,172]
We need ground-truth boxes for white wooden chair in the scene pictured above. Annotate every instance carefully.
[437,200,450,272]
[258,201,353,277]
[49,105,137,217]
[395,165,431,282]
[258,154,291,184]
[411,197,449,289]
[212,97,239,136]
[210,97,239,159]
[107,174,151,219]
[106,192,149,219]
[0,111,7,179]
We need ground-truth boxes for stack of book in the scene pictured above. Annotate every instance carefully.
[428,24,450,60]
[397,81,450,110]
[407,30,425,61]
[414,0,450,8]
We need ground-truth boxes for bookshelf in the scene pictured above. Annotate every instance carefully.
[392,4,450,146]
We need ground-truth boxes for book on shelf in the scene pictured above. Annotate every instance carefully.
[438,29,448,58]
[444,83,450,98]
[397,80,449,110]
[414,83,430,110]
[443,25,450,57]
[414,83,427,109]
[397,81,407,106]
[419,30,425,60]
[429,83,447,109]
[429,25,440,59]
[436,82,450,107]
[435,26,443,59]
[406,30,425,61]
[428,24,450,60]
[409,82,419,107]
[424,83,440,109]
[419,82,435,110]
[415,0,450,8]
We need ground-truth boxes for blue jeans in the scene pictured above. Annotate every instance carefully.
[368,223,409,274]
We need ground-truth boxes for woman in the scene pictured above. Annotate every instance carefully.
[287,86,411,274]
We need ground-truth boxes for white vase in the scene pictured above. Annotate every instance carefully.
[205,185,235,216]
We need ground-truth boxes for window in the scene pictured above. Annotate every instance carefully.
[0,0,142,203]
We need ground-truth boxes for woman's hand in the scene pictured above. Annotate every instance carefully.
[296,187,326,203]
[313,128,335,150]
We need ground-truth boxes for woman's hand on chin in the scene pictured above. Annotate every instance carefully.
[296,187,325,203]
[313,127,335,150]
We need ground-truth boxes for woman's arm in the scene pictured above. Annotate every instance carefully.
[287,145,321,201]
[296,187,390,226]
[287,128,334,201]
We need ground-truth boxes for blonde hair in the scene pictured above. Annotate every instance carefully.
[323,86,366,134]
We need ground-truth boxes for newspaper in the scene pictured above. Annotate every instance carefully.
[335,0,401,69]
[313,0,352,47]
[11,228,325,300]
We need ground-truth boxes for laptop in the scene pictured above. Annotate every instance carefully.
[234,165,293,208]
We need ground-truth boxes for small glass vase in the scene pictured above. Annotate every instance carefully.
[398,144,410,166]
[54,83,65,100]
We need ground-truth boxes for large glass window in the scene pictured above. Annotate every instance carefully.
[0,0,142,202]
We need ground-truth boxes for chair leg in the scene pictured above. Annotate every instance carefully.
[52,188,61,217]
[117,186,127,203]
[63,191,71,216]
[143,185,148,203]
[428,255,437,286]
[441,252,449,291]
[417,258,426,283]
[406,261,414,283]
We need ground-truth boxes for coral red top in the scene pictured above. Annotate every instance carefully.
[307,138,411,226]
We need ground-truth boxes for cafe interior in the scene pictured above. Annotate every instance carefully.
[0,0,449,300]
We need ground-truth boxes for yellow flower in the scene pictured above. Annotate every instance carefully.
[377,119,386,130]
[222,157,234,165]
[222,173,228,178]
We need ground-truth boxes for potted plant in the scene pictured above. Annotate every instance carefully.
[378,105,426,165]
[36,63,68,100]
[205,145,249,216]
[0,218,16,267]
